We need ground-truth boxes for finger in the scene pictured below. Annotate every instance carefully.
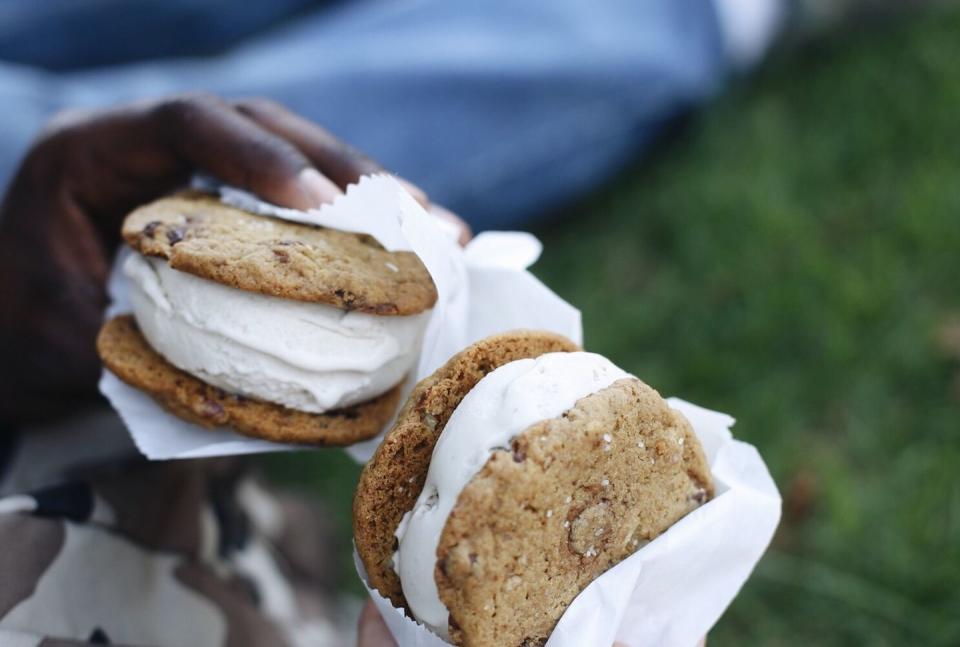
[429,204,472,246]
[357,598,397,647]
[393,175,430,208]
[233,98,381,188]
[233,98,430,206]
[152,94,341,209]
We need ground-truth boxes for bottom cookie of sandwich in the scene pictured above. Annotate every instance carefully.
[354,331,713,646]
[97,315,403,446]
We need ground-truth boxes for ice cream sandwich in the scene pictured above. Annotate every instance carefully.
[97,191,437,445]
[354,331,714,646]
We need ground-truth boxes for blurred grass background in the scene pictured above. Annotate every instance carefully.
[265,6,960,645]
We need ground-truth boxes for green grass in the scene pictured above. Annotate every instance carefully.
[264,8,960,645]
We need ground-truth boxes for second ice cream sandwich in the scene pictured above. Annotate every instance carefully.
[97,191,437,445]
[354,331,714,646]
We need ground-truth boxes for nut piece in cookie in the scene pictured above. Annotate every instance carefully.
[354,332,714,646]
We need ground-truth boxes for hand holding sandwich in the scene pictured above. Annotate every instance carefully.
[0,94,464,425]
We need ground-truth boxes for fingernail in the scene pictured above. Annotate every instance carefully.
[394,175,429,207]
[298,168,342,208]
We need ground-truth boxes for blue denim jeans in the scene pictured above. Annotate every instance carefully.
[0,0,727,229]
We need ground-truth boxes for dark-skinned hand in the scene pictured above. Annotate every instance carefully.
[0,94,466,426]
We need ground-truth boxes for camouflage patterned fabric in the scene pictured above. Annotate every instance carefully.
[0,410,357,646]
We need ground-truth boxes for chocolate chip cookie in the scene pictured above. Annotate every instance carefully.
[354,331,714,646]
[122,191,437,314]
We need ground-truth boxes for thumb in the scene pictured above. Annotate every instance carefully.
[357,598,397,647]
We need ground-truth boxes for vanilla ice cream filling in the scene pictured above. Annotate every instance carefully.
[393,352,630,638]
[123,252,430,413]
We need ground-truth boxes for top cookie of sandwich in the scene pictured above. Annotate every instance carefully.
[122,191,437,315]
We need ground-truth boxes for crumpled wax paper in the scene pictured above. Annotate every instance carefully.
[97,175,780,644]
[356,398,781,647]
[98,175,582,460]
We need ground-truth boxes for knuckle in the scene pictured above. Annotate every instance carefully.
[341,143,380,173]
[266,139,309,171]
[152,92,225,126]
[326,135,376,170]
[238,126,307,173]
[234,96,284,118]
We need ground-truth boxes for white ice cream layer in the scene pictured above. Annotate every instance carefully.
[123,253,430,413]
[393,352,630,638]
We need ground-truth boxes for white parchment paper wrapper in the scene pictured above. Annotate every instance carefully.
[98,175,582,460]
[356,399,781,647]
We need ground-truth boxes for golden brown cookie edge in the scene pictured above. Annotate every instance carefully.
[96,315,400,446]
[352,330,581,611]
[121,191,438,315]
